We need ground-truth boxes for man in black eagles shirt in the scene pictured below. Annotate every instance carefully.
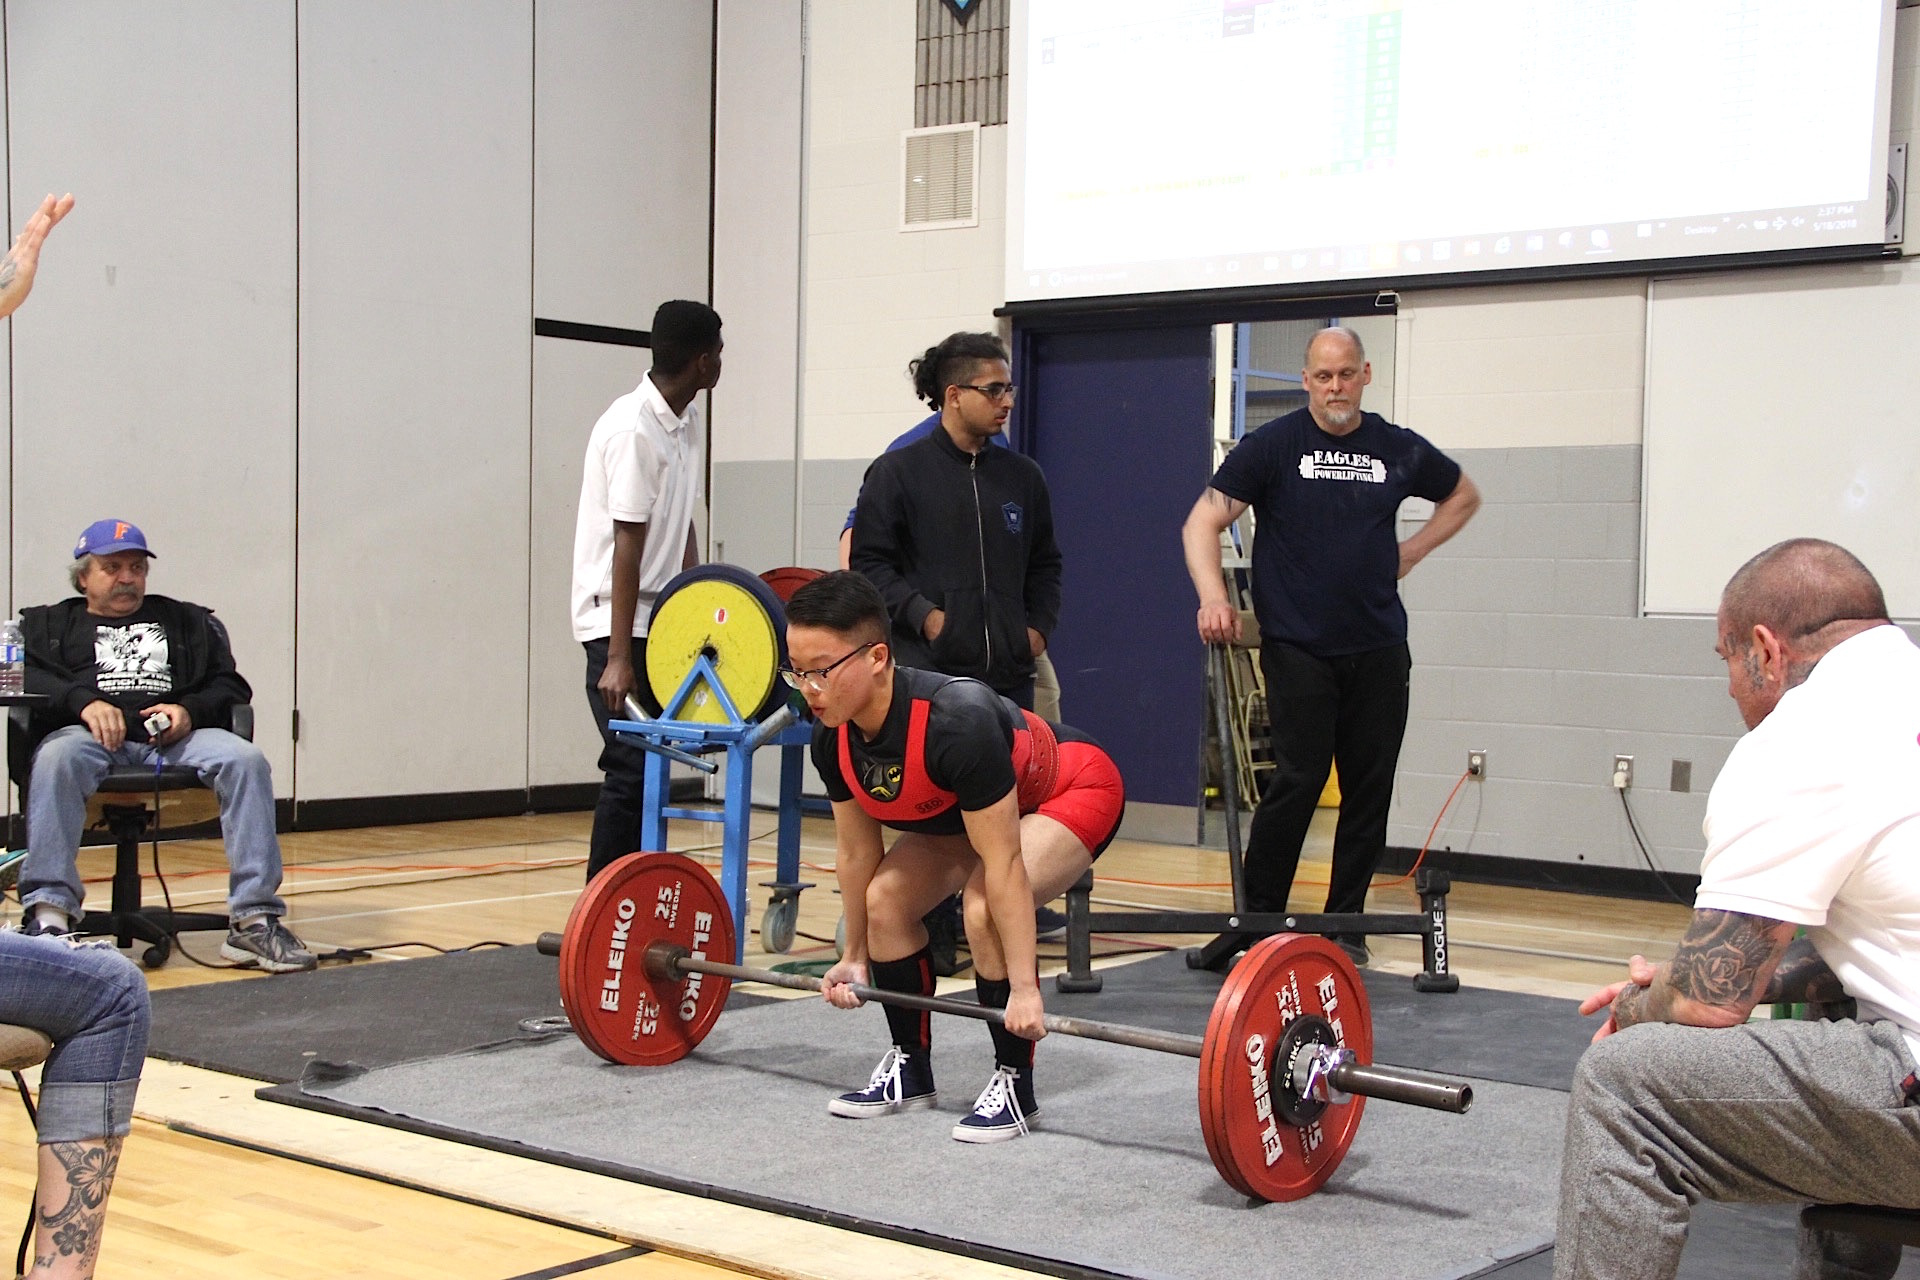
[788,572,1124,1144]
[17,519,314,972]
[1182,327,1480,965]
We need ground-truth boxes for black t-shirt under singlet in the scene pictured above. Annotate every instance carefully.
[810,666,1021,836]
[1209,407,1461,657]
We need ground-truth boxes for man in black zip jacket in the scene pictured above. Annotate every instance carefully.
[850,332,1062,710]
[14,519,315,972]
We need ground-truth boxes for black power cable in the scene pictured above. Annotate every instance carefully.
[141,760,522,967]
[1617,786,1692,906]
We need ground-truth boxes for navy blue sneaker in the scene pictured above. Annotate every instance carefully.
[1034,904,1068,942]
[952,1065,1038,1143]
[829,1046,937,1118]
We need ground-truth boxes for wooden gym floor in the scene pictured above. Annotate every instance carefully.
[0,806,1691,1279]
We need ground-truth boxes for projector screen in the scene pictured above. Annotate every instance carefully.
[1007,0,1897,305]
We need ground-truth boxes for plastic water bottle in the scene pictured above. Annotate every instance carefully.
[0,617,23,696]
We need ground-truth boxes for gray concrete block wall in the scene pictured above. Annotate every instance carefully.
[799,457,873,571]
[1393,444,1739,876]
[710,460,800,575]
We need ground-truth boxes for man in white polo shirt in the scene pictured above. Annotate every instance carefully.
[1555,538,1920,1280]
[571,300,722,880]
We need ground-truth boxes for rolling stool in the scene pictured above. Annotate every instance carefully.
[0,1022,51,1075]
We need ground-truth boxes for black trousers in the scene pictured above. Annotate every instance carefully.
[583,636,652,881]
[1243,639,1411,916]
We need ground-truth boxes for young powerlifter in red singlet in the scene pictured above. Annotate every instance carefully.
[783,571,1126,1142]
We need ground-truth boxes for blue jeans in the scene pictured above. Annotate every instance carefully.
[21,725,287,923]
[0,931,148,1140]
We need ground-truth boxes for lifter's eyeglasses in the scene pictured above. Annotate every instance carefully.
[778,641,879,692]
[955,382,1018,402]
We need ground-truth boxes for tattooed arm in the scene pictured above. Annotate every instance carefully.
[0,193,73,321]
[1182,488,1250,644]
[1580,909,1799,1042]
[1759,934,1847,1005]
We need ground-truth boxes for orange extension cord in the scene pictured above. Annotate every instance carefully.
[54,768,1477,901]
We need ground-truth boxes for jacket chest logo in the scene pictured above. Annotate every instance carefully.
[1001,502,1024,534]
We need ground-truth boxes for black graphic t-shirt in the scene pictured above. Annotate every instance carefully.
[89,603,175,711]
[1210,407,1461,656]
[809,667,1020,837]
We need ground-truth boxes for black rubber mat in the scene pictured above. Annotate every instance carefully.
[1050,948,1593,1091]
[147,942,770,1083]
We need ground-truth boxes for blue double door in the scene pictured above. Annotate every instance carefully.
[1015,325,1214,810]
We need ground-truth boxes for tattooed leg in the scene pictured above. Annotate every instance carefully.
[31,1137,122,1280]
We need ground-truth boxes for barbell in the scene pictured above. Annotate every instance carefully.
[537,852,1474,1202]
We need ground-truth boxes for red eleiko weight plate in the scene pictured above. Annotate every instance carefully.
[759,566,827,721]
[557,852,737,1065]
[759,565,826,603]
[1198,933,1372,1201]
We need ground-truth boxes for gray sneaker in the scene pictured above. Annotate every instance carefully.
[221,916,317,973]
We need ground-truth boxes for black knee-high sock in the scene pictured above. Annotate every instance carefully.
[869,946,936,1053]
[975,974,1035,1074]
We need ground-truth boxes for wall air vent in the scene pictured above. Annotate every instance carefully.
[902,123,978,231]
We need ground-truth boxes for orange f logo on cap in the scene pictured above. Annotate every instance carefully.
[113,521,130,540]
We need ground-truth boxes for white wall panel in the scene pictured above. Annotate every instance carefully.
[529,336,648,787]
[712,0,803,467]
[534,0,712,329]
[296,0,532,799]
[1645,259,1920,618]
[711,0,805,566]
[6,1,298,778]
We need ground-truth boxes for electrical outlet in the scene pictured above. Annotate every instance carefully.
[1612,755,1634,790]
[1466,750,1487,779]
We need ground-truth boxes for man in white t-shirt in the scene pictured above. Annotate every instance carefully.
[1555,539,1920,1280]
[570,300,722,879]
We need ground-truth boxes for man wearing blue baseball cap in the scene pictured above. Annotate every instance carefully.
[14,519,315,972]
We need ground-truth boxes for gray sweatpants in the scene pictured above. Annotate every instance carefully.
[1555,1017,1920,1280]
